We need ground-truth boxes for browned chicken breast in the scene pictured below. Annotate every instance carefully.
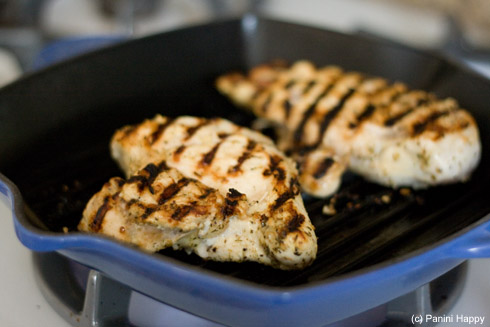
[216,60,481,196]
[80,116,317,270]
[79,161,232,252]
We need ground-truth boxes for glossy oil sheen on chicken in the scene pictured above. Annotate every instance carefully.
[216,60,481,197]
[80,116,317,270]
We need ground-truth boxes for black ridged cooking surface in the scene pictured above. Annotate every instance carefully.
[4,88,489,287]
[1,17,490,287]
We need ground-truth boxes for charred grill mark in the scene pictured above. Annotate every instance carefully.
[158,178,190,205]
[349,87,404,129]
[222,188,244,217]
[282,99,292,120]
[229,140,257,174]
[114,177,126,187]
[284,214,305,236]
[127,161,169,194]
[200,139,226,167]
[171,205,193,221]
[198,188,213,199]
[263,155,286,181]
[384,97,430,127]
[149,118,175,145]
[384,111,410,127]
[90,196,112,232]
[227,188,244,198]
[412,110,451,136]
[271,178,301,211]
[349,103,376,129]
[143,163,161,194]
[261,93,273,113]
[141,206,157,220]
[126,198,138,207]
[302,80,317,95]
[389,89,404,103]
[285,79,296,89]
[293,83,335,144]
[313,87,356,148]
[127,175,147,190]
[293,105,316,144]
[313,157,335,179]
[272,190,295,211]
[278,213,306,243]
[185,120,210,140]
[173,145,186,161]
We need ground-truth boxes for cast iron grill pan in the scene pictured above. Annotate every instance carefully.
[1,17,490,287]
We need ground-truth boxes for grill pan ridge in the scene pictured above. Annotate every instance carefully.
[1,16,490,326]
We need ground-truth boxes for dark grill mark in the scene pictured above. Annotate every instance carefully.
[271,177,301,211]
[127,175,147,190]
[350,103,376,129]
[149,118,174,145]
[272,190,295,211]
[348,84,394,129]
[302,80,317,94]
[384,111,410,127]
[384,97,430,127]
[173,145,186,161]
[200,140,225,167]
[227,188,244,198]
[185,120,210,140]
[229,140,257,174]
[293,84,335,144]
[158,178,190,205]
[198,188,213,199]
[143,163,161,194]
[222,188,244,217]
[313,157,335,179]
[171,205,193,221]
[314,87,356,148]
[142,206,157,220]
[263,155,286,181]
[285,79,296,89]
[262,93,273,113]
[90,196,111,232]
[412,110,450,136]
[114,177,126,187]
[279,213,306,242]
[127,161,168,194]
[286,214,305,234]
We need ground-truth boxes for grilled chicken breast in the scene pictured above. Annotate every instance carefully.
[81,115,317,270]
[79,161,232,253]
[216,60,481,196]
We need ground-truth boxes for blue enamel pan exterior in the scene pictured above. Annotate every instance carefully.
[1,16,490,326]
[4,172,490,326]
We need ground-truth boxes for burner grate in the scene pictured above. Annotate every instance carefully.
[33,252,467,327]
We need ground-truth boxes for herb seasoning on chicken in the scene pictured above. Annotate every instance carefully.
[216,60,481,197]
[79,116,317,270]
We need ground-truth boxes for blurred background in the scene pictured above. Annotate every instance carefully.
[0,0,489,87]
